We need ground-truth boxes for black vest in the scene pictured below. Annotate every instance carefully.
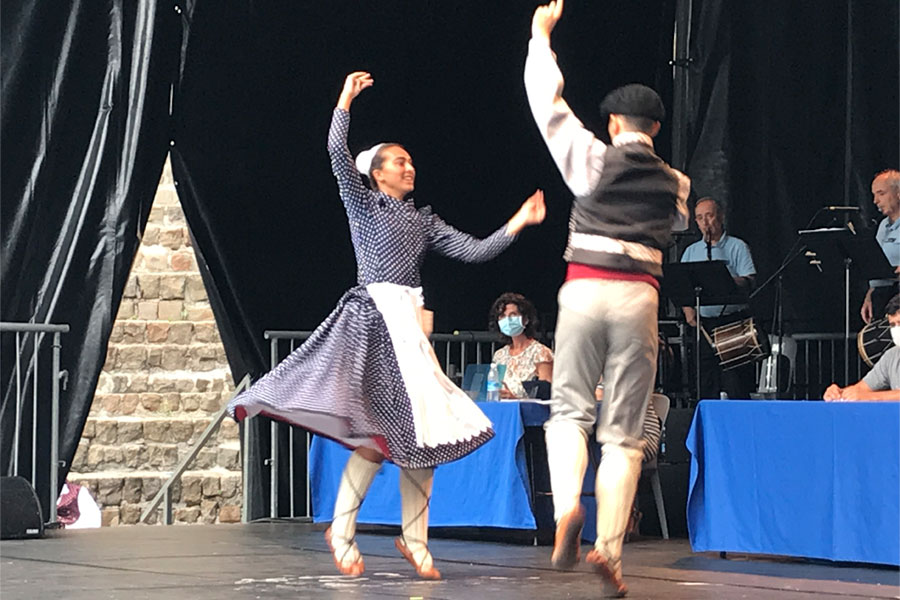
[565,142,681,277]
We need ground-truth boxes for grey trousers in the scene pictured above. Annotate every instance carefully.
[547,278,659,450]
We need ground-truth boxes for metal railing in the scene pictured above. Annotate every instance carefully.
[140,374,251,524]
[0,322,70,525]
[242,327,875,521]
[791,332,868,399]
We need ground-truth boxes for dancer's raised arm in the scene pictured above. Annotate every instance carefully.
[525,0,608,198]
[328,72,375,209]
[337,71,373,111]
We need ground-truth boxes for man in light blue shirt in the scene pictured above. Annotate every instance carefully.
[680,197,757,399]
[861,170,900,324]
[681,198,756,322]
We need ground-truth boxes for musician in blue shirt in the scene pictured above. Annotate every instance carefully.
[861,170,900,324]
[680,197,757,399]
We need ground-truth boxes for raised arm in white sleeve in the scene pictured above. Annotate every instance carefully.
[524,37,608,198]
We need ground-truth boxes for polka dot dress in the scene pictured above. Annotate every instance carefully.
[228,108,516,469]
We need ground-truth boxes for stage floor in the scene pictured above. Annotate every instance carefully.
[1,523,897,599]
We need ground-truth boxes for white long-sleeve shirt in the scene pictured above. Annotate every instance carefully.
[524,37,690,230]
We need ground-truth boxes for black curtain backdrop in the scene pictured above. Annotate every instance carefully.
[1,1,179,512]
[2,1,897,514]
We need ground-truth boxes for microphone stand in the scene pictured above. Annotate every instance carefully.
[750,206,859,394]
[750,243,808,394]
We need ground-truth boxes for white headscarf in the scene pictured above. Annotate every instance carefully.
[355,143,386,176]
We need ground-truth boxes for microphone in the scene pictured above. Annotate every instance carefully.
[822,206,860,212]
[705,232,712,260]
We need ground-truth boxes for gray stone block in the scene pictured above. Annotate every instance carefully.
[161,346,187,370]
[117,421,143,443]
[123,445,142,469]
[147,347,163,368]
[176,506,201,524]
[122,478,142,504]
[160,274,186,300]
[101,507,120,527]
[158,300,184,322]
[220,475,241,500]
[145,444,178,468]
[185,276,208,302]
[101,446,124,468]
[120,502,142,525]
[126,373,149,393]
[182,476,202,505]
[169,420,195,443]
[168,322,193,344]
[98,478,124,506]
[94,420,118,445]
[142,476,162,500]
[82,419,96,439]
[141,223,161,246]
[116,299,135,319]
[217,447,240,470]
[143,420,170,442]
[123,279,138,299]
[200,499,219,524]
[109,323,124,344]
[116,345,147,370]
[195,448,217,469]
[137,300,159,320]
[201,476,220,498]
[137,273,160,299]
[219,419,239,441]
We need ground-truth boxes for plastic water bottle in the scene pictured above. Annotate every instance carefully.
[486,363,502,402]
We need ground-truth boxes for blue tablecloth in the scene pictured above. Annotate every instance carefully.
[310,401,548,529]
[686,400,900,566]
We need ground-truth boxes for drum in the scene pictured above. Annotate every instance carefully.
[858,317,892,368]
[711,318,770,370]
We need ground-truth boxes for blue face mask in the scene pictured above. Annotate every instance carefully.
[498,315,525,337]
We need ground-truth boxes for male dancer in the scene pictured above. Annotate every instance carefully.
[524,1,689,595]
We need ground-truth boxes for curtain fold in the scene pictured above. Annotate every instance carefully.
[1,0,179,513]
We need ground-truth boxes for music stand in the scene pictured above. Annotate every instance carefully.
[663,261,746,400]
[798,227,894,382]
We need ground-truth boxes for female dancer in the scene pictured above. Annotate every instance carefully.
[229,71,545,579]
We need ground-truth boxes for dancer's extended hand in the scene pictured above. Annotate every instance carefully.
[337,71,374,111]
[532,0,564,42]
[507,189,547,235]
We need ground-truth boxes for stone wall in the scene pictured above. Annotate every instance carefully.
[69,157,241,525]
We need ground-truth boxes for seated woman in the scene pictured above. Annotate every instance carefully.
[488,292,553,398]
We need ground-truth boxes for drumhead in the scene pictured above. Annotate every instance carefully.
[858,317,892,368]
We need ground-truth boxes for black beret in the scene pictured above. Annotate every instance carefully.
[599,84,665,122]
